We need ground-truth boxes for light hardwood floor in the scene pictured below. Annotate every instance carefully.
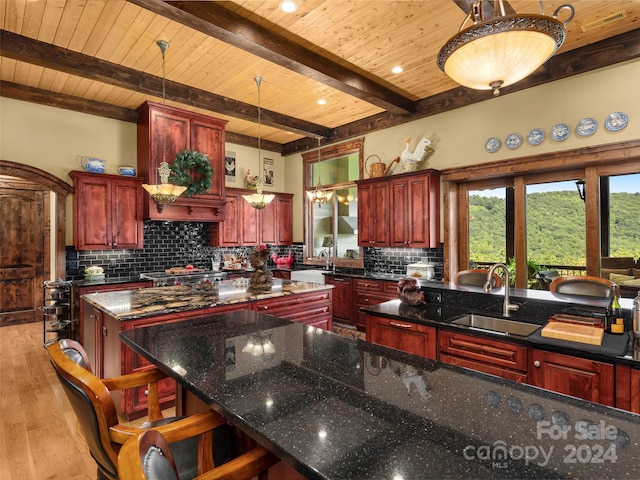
[1,322,97,480]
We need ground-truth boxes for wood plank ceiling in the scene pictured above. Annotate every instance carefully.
[1,0,639,155]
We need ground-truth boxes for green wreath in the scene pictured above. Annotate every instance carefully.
[170,150,213,197]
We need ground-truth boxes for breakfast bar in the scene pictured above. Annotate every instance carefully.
[120,310,640,480]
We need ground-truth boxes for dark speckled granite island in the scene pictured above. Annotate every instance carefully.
[120,310,640,480]
[80,279,333,419]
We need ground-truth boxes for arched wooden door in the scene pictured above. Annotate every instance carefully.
[0,161,72,327]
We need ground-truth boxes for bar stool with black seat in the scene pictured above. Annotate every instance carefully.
[454,269,502,289]
[118,429,277,480]
[47,339,276,480]
[549,275,619,299]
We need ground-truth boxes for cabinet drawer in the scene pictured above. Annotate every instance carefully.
[254,291,331,313]
[439,330,528,373]
[355,292,395,307]
[366,315,437,359]
[354,278,383,292]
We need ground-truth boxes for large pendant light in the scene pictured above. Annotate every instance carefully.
[243,76,275,210]
[142,40,187,212]
[306,136,333,205]
[437,0,574,96]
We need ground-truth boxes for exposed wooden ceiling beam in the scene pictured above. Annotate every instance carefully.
[0,81,139,123]
[0,30,330,139]
[129,0,414,115]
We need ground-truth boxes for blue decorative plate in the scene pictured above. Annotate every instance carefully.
[576,118,597,137]
[551,123,570,141]
[485,137,501,153]
[505,133,522,150]
[527,128,545,146]
[605,112,628,132]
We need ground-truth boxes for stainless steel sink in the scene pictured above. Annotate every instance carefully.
[451,314,540,337]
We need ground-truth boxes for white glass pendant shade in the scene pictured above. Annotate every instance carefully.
[242,192,276,210]
[438,12,567,95]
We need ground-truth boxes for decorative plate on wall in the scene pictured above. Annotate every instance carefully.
[551,123,570,142]
[527,128,545,146]
[576,118,598,137]
[485,137,501,153]
[505,133,522,150]
[605,112,628,132]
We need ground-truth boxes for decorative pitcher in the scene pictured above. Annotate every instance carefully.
[80,157,106,173]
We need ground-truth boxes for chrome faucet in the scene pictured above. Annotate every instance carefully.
[484,263,519,318]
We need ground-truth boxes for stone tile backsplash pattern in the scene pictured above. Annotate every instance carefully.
[66,221,444,280]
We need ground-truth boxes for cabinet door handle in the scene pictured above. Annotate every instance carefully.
[390,321,412,329]
[533,360,541,368]
[102,326,108,337]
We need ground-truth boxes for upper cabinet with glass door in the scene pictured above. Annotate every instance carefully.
[303,139,364,267]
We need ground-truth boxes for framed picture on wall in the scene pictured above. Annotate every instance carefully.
[264,157,274,186]
[225,151,236,182]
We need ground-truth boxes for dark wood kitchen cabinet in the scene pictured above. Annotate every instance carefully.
[357,169,440,248]
[212,188,293,246]
[252,290,332,330]
[366,313,437,359]
[70,171,143,250]
[261,194,293,245]
[439,329,528,382]
[529,348,615,407]
[325,275,353,324]
[357,179,389,247]
[137,101,227,222]
[389,170,440,248]
[75,280,151,346]
[353,278,397,330]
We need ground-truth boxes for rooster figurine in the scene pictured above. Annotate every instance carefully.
[400,136,432,172]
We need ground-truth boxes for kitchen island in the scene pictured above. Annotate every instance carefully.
[81,279,332,418]
[120,310,640,480]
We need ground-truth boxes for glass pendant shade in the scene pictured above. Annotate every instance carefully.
[242,192,276,210]
[437,2,572,96]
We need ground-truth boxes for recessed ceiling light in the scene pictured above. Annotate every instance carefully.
[280,1,298,13]
[391,66,404,74]
[317,99,327,105]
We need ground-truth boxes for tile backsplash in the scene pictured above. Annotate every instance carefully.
[66,220,443,280]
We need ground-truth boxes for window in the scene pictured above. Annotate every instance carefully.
[605,173,640,259]
[443,141,640,288]
[526,180,586,268]
[302,138,364,267]
[468,187,508,265]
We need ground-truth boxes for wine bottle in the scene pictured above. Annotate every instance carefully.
[609,293,625,334]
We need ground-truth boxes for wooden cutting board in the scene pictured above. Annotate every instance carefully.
[165,267,205,274]
[541,322,604,346]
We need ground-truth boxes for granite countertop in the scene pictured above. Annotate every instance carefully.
[120,310,640,480]
[364,299,640,368]
[81,279,332,321]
